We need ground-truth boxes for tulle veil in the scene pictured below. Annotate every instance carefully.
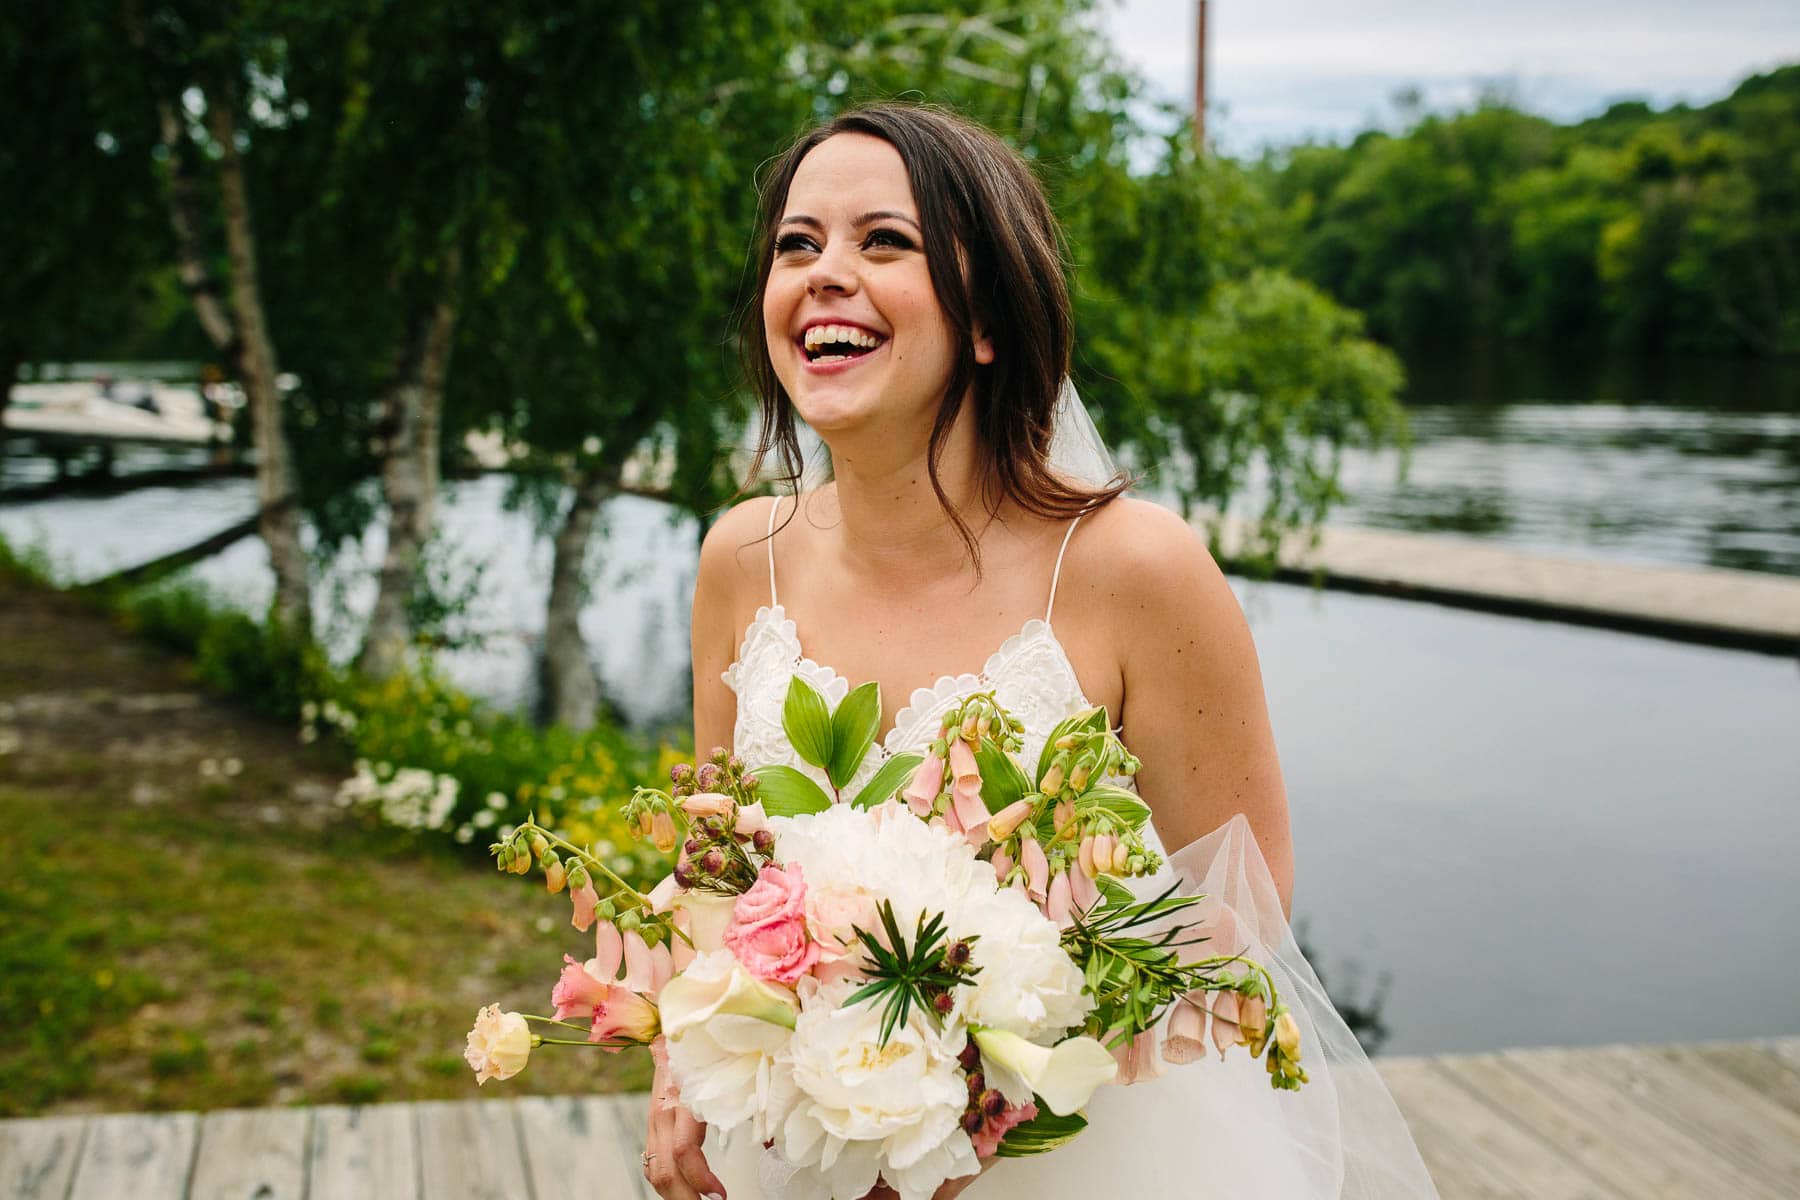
[724,381,1438,1198]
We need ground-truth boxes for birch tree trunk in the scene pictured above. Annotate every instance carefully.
[538,463,620,729]
[357,253,461,679]
[201,94,312,637]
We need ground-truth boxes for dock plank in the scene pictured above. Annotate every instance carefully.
[0,1115,87,1200]
[1661,1039,1800,1118]
[189,1108,309,1200]
[65,1112,198,1200]
[1379,1059,1616,1200]
[1485,1048,1788,1200]
[414,1100,530,1200]
[1583,1044,1800,1194]
[515,1096,651,1200]
[307,1104,417,1199]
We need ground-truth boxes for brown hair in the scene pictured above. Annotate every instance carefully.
[738,102,1130,568]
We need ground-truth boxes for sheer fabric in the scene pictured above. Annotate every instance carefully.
[710,520,1439,1197]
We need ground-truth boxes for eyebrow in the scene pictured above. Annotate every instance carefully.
[778,210,922,232]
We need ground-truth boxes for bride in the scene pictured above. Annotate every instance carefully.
[642,103,1438,1200]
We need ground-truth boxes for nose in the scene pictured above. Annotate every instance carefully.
[805,240,859,298]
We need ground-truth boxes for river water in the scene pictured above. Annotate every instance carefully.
[3,376,1797,1054]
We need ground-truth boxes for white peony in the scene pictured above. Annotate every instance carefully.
[774,976,979,1200]
[660,950,799,1142]
[947,883,1092,1041]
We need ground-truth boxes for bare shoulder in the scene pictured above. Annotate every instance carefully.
[695,495,783,614]
[1070,495,1231,610]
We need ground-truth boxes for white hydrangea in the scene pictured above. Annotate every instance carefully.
[333,760,459,830]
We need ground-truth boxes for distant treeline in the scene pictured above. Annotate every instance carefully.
[1250,64,1800,359]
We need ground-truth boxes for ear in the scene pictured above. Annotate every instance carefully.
[972,322,996,365]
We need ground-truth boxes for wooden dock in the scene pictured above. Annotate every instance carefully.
[1213,515,1800,656]
[3,1038,1795,1199]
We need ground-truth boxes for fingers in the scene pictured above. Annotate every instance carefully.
[641,1039,723,1200]
[672,1108,727,1199]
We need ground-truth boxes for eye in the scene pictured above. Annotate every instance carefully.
[863,228,915,251]
[774,232,819,255]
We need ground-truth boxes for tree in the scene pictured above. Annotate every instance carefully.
[123,0,313,635]
[0,6,167,464]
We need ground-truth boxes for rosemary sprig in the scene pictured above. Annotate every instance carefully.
[843,901,980,1047]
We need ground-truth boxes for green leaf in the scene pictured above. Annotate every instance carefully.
[782,677,835,770]
[1036,706,1109,783]
[850,751,924,809]
[1083,785,1150,831]
[751,765,832,817]
[973,737,1033,814]
[994,1109,1089,1157]
[1094,875,1136,910]
[827,681,881,788]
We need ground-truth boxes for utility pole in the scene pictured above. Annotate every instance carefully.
[1194,0,1209,154]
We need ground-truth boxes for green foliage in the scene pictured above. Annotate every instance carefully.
[114,582,322,722]
[749,764,835,818]
[994,1109,1088,1157]
[777,675,885,794]
[1258,65,1800,357]
[844,901,976,1047]
[850,751,925,810]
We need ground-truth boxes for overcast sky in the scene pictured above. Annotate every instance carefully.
[1096,0,1800,154]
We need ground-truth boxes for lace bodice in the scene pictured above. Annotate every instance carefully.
[722,603,1100,799]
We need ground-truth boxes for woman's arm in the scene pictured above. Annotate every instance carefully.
[642,496,775,1200]
[690,496,777,757]
[1091,499,1295,915]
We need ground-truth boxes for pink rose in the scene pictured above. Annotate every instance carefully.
[723,864,821,984]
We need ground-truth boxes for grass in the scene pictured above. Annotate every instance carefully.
[0,572,651,1117]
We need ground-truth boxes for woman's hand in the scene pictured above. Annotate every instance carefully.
[642,1037,727,1200]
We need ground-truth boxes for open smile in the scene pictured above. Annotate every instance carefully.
[798,322,889,371]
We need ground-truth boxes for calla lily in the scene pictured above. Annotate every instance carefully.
[668,909,697,970]
[671,890,738,954]
[972,1026,1117,1117]
[657,948,799,1036]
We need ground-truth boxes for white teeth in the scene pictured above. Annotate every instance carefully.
[803,323,883,352]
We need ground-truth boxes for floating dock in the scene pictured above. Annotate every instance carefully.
[1214,515,1800,655]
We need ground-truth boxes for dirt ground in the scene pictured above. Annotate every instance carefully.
[0,575,651,1116]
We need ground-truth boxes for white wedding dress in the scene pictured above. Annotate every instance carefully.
[710,500,1439,1198]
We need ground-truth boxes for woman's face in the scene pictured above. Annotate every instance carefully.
[762,132,991,441]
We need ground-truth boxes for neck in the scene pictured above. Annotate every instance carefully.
[806,398,1000,587]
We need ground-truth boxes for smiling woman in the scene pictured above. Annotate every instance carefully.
[640,103,1440,1200]
[739,107,1130,569]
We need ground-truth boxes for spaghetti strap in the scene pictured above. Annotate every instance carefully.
[765,494,785,608]
[1045,515,1083,624]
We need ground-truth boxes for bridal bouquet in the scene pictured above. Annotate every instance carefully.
[466,680,1305,1200]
